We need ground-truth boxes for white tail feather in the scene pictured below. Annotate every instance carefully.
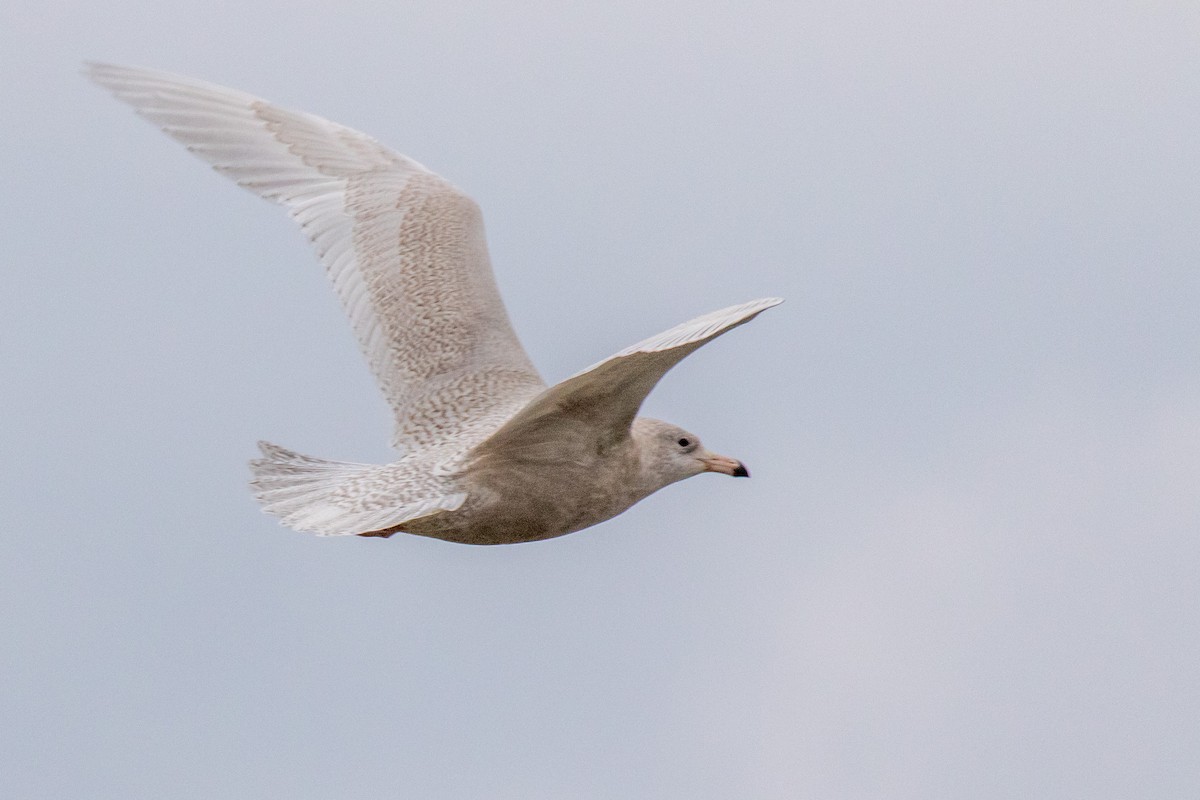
[248,442,464,536]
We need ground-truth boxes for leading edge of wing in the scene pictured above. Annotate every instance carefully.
[569,296,784,379]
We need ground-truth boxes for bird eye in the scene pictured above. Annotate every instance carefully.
[677,438,691,448]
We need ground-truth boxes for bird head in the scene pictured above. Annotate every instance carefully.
[632,418,749,491]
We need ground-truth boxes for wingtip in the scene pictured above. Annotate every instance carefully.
[733,296,784,320]
[82,60,118,79]
[82,61,133,90]
[81,60,104,83]
[733,297,784,317]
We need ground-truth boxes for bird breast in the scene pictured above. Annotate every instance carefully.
[412,441,648,544]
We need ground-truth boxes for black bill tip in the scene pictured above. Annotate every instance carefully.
[732,462,750,478]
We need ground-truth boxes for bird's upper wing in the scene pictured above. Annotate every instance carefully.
[472,298,782,461]
[88,63,546,452]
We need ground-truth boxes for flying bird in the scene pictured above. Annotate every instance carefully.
[88,63,782,545]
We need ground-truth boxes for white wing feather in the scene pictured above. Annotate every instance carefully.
[475,298,783,456]
[87,63,546,453]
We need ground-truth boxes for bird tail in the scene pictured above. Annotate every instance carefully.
[248,441,465,537]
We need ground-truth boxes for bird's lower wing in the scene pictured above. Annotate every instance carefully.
[472,297,783,459]
[88,63,546,453]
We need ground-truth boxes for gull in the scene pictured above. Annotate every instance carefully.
[88,63,782,545]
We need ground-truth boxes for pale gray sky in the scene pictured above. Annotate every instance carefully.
[3,2,1198,798]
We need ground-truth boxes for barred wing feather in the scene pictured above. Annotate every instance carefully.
[87,63,546,453]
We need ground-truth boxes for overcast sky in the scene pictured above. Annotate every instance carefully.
[3,2,1198,798]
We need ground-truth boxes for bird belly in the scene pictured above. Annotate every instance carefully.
[401,458,644,545]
